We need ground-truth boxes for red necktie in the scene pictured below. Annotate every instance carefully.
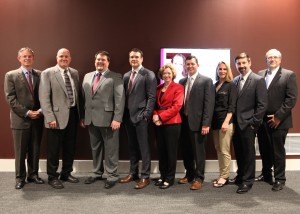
[26,71,34,94]
[92,72,101,94]
[127,71,136,95]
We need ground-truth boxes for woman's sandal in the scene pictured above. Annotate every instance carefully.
[213,178,229,188]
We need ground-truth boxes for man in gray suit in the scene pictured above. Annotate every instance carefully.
[119,48,157,189]
[178,55,215,190]
[39,48,80,189]
[256,49,298,191]
[231,53,268,194]
[4,47,44,189]
[80,51,125,189]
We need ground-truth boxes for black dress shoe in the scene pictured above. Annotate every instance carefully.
[236,184,252,194]
[272,181,285,191]
[48,178,64,189]
[60,174,79,183]
[27,177,45,184]
[159,180,174,189]
[104,181,116,189]
[255,174,273,185]
[15,181,25,189]
[84,176,102,184]
[154,179,164,186]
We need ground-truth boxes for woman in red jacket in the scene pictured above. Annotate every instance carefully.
[153,64,184,189]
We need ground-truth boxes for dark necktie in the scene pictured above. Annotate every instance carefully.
[64,70,74,105]
[26,71,34,94]
[239,77,245,92]
[92,72,101,94]
[127,71,136,95]
[184,77,192,116]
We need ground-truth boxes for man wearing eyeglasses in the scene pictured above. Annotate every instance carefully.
[256,49,298,191]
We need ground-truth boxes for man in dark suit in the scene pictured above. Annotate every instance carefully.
[80,51,125,189]
[256,49,298,191]
[231,53,268,194]
[39,48,80,189]
[119,48,157,189]
[4,47,44,189]
[178,55,215,190]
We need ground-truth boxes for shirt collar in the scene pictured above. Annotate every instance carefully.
[240,70,252,81]
[21,66,32,75]
[132,65,142,73]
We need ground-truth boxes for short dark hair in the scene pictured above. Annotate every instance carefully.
[129,48,143,57]
[95,50,110,62]
[185,55,198,64]
[234,52,250,63]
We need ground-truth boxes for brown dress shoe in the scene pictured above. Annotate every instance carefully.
[178,177,192,184]
[135,178,150,189]
[190,181,203,190]
[119,175,139,183]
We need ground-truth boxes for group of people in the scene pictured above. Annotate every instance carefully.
[4,47,297,194]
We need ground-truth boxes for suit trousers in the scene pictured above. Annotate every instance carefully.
[88,124,119,182]
[46,107,78,180]
[12,119,43,182]
[257,121,288,182]
[156,124,181,182]
[232,124,256,185]
[212,123,234,179]
[180,114,195,179]
[124,119,151,179]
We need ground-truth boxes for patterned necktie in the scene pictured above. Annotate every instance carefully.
[239,77,245,92]
[127,71,136,95]
[265,70,272,89]
[64,70,74,105]
[26,71,34,94]
[184,77,192,116]
[92,72,101,94]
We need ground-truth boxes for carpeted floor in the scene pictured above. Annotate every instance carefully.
[0,171,299,214]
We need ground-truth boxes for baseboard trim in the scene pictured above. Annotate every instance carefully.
[1,159,299,173]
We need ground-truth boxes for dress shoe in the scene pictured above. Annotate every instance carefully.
[135,178,150,189]
[272,181,285,191]
[119,174,140,183]
[48,178,64,189]
[60,174,79,183]
[236,184,252,194]
[27,177,45,184]
[228,177,242,185]
[255,174,273,185]
[15,181,25,189]
[154,178,164,186]
[178,177,193,184]
[159,180,174,189]
[84,176,102,184]
[104,181,116,189]
[190,181,203,190]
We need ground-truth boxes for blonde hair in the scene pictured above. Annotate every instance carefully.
[158,64,177,80]
[215,61,233,82]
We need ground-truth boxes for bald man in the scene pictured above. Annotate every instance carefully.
[39,48,80,189]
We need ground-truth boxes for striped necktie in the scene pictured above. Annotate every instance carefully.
[64,70,74,105]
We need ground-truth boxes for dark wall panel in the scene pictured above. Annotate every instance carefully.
[1,0,299,160]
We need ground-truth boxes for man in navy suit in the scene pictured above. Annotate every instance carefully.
[119,48,157,189]
[256,49,298,191]
[231,53,268,194]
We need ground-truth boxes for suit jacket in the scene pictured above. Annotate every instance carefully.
[39,65,80,129]
[4,68,42,129]
[179,73,215,131]
[123,67,157,124]
[258,67,298,129]
[81,70,125,127]
[233,71,268,131]
[153,81,184,125]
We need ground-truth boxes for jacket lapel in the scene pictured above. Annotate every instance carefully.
[268,67,282,90]
[239,72,252,97]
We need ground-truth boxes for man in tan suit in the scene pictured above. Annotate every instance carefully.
[39,48,80,189]
[4,47,44,189]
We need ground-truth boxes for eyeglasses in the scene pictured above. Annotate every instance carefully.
[267,56,280,60]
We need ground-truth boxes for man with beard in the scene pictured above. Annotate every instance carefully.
[230,53,267,194]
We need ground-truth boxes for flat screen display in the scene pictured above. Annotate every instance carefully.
[160,48,231,83]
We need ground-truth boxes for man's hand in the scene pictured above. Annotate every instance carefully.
[201,126,210,135]
[111,120,121,131]
[48,121,57,129]
[267,115,281,129]
[80,119,85,128]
